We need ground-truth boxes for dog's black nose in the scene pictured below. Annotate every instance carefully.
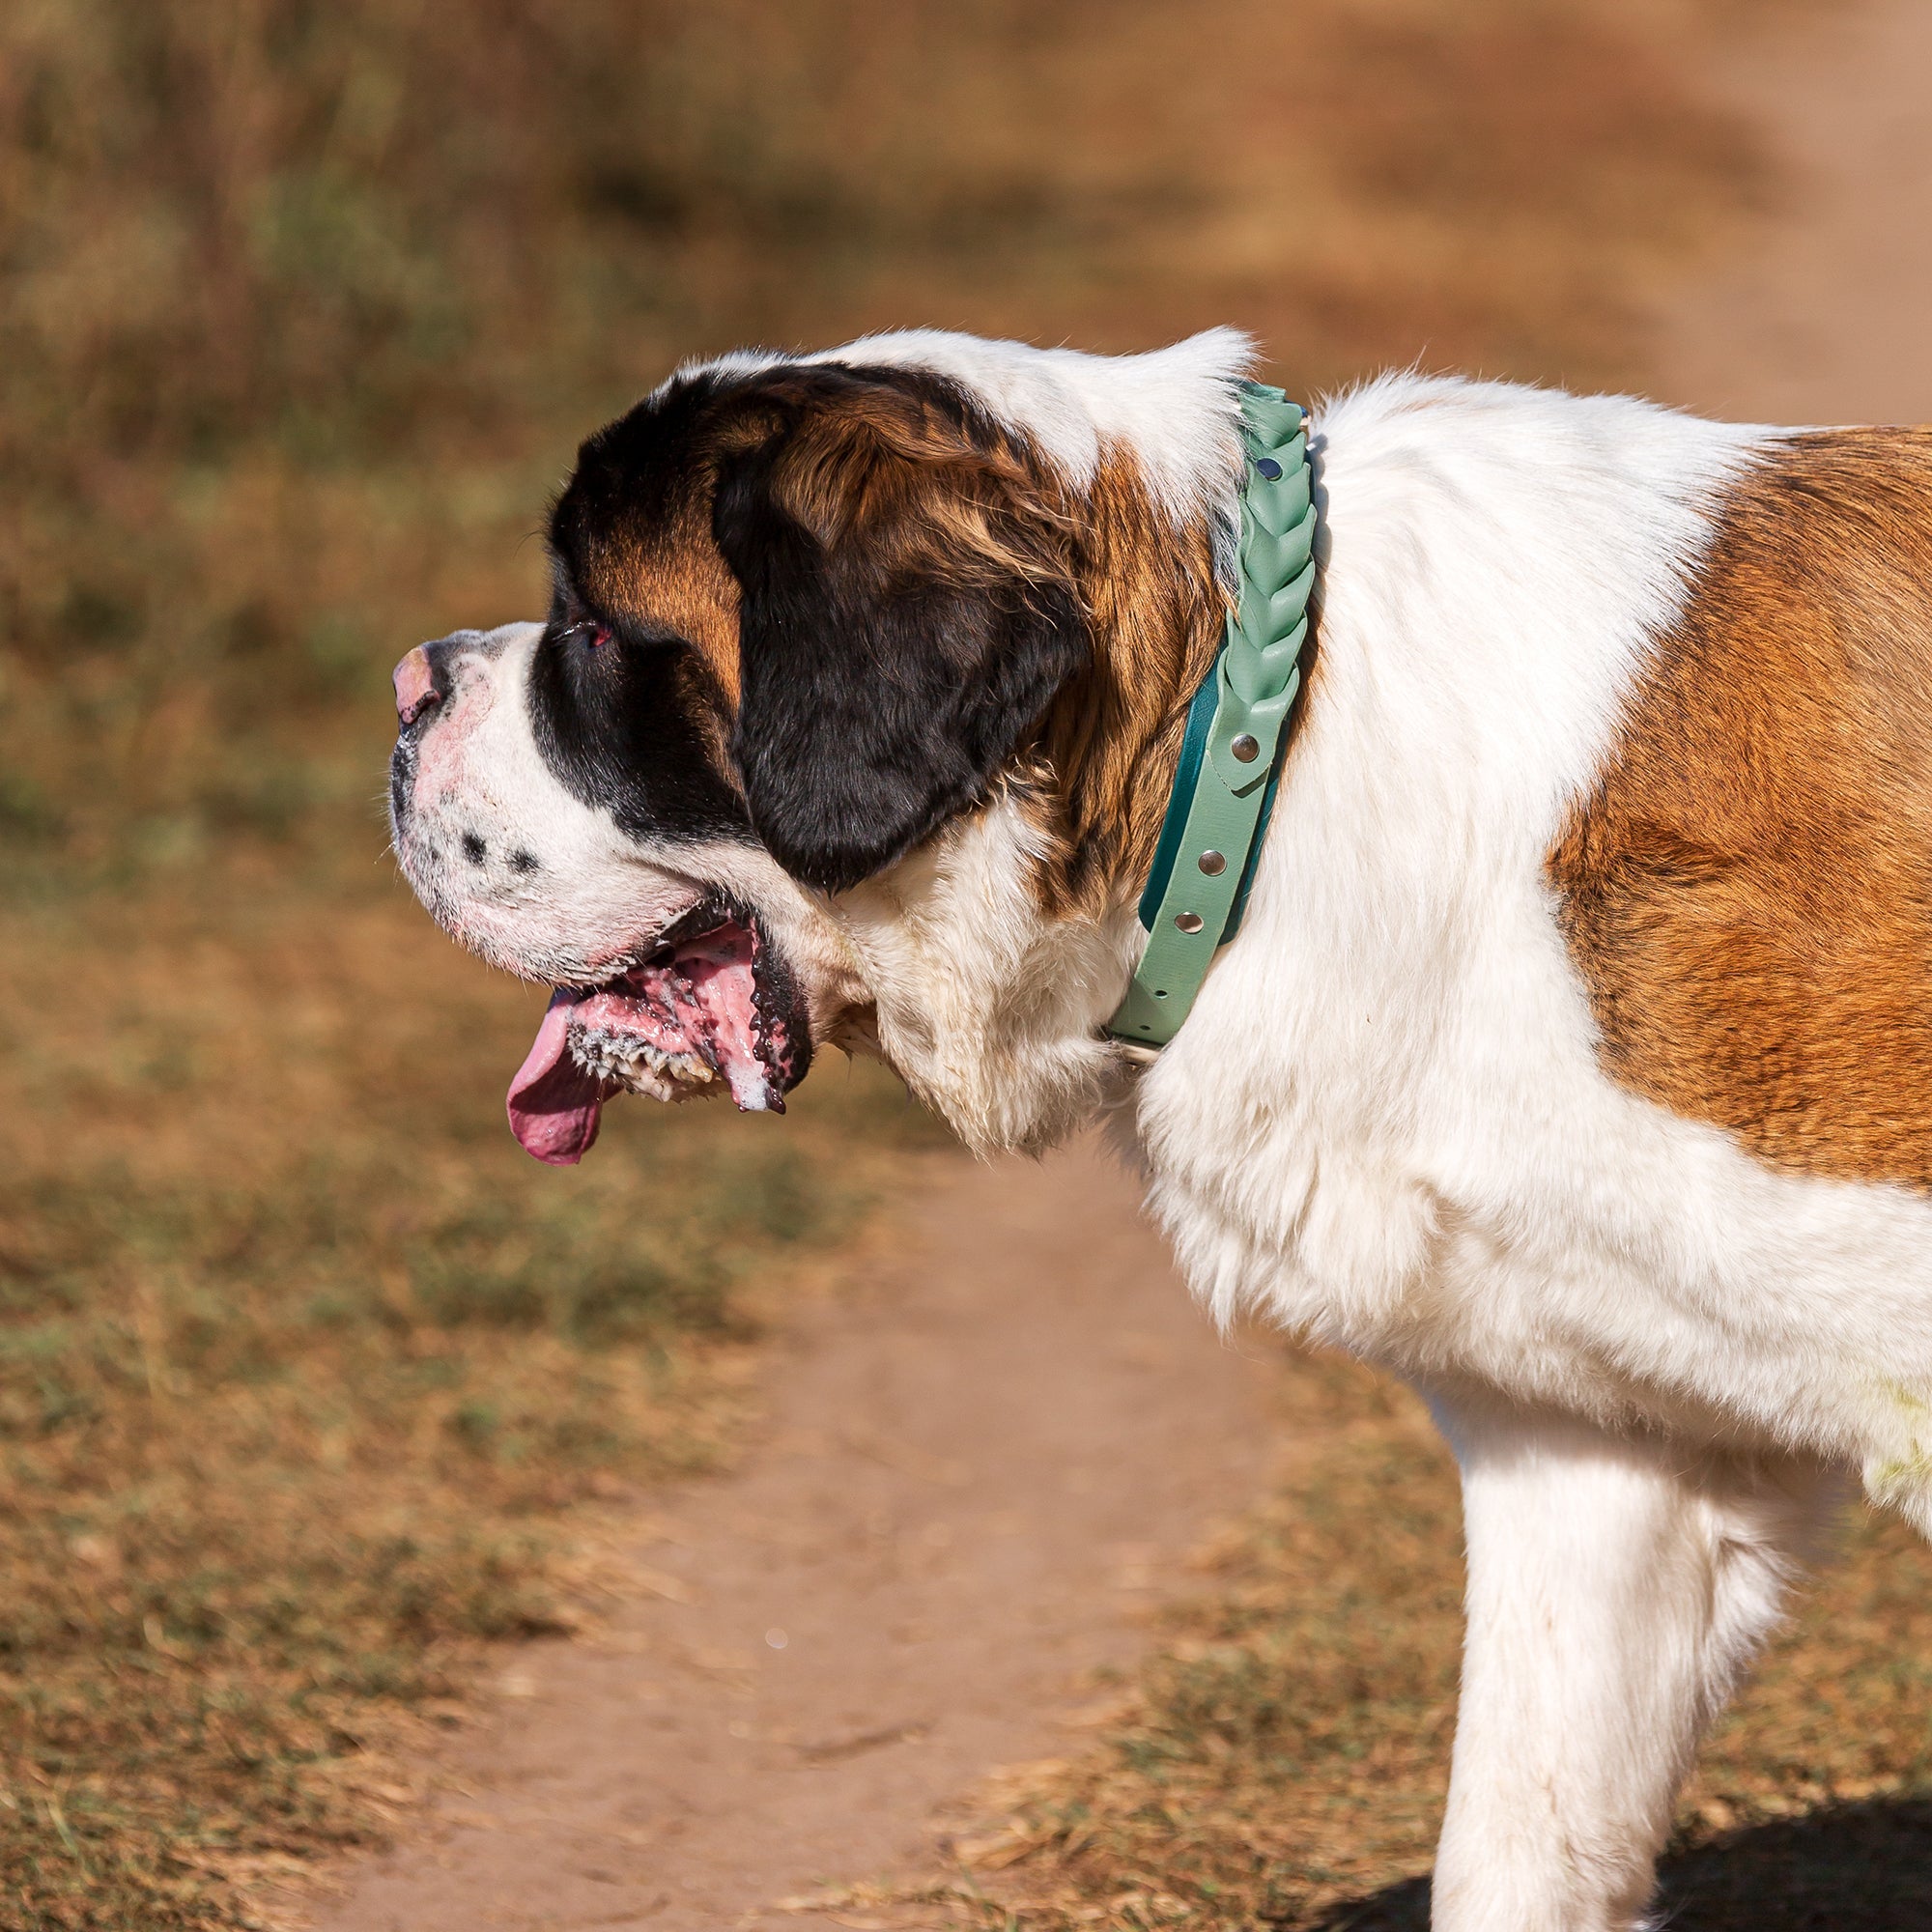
[392,642,447,728]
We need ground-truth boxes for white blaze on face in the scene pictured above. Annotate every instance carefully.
[389,621,702,984]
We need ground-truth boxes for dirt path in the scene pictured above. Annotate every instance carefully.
[1653,0,1932,425]
[303,1137,1273,1931]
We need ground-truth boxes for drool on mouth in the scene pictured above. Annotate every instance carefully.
[504,902,805,1165]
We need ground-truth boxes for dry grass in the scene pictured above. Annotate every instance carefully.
[933,1352,1932,1930]
[0,0,1830,1925]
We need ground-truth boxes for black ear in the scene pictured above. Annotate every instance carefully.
[711,372,1087,893]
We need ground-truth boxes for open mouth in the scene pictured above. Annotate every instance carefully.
[504,898,810,1165]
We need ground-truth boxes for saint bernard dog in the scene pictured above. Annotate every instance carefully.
[388,327,1932,1929]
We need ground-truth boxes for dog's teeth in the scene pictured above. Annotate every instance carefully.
[570,1024,715,1101]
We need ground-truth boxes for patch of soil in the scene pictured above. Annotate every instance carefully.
[298,1136,1273,1931]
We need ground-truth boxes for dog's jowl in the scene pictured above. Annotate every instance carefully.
[389,327,1932,1931]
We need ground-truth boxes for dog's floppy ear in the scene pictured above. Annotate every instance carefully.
[710,370,1087,893]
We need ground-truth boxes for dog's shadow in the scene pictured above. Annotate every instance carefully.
[1308,1798,1932,1930]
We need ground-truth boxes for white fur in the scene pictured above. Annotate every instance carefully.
[835,792,1142,1154]
[1429,1388,1834,1932]
[389,622,694,981]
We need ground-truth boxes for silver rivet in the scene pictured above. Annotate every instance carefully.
[1175,911,1205,934]
[1197,848,1226,876]
[1231,733,1261,763]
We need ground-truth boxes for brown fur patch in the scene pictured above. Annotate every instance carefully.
[1028,448,1231,917]
[575,485,743,704]
[569,369,1087,731]
[1548,431,1932,1186]
[746,372,1078,605]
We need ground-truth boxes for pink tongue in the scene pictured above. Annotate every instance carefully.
[505,923,785,1166]
[505,990,611,1165]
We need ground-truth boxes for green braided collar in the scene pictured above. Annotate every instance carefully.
[1106,381,1316,1049]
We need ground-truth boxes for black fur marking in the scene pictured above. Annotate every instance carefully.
[544,362,1087,894]
[510,848,540,874]
[538,375,758,848]
[713,376,1087,891]
[388,743,414,828]
[526,605,754,849]
[461,832,487,864]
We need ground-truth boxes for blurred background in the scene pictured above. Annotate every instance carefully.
[13,4,1922,1929]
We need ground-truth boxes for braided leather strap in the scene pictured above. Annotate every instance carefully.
[1107,382,1315,1049]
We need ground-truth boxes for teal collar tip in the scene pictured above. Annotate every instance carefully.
[1106,381,1315,1051]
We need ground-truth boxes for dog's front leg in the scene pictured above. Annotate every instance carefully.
[1423,1388,1835,1932]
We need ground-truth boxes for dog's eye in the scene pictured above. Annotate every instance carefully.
[561,620,611,650]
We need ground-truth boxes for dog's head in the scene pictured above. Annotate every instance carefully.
[388,331,1250,1159]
